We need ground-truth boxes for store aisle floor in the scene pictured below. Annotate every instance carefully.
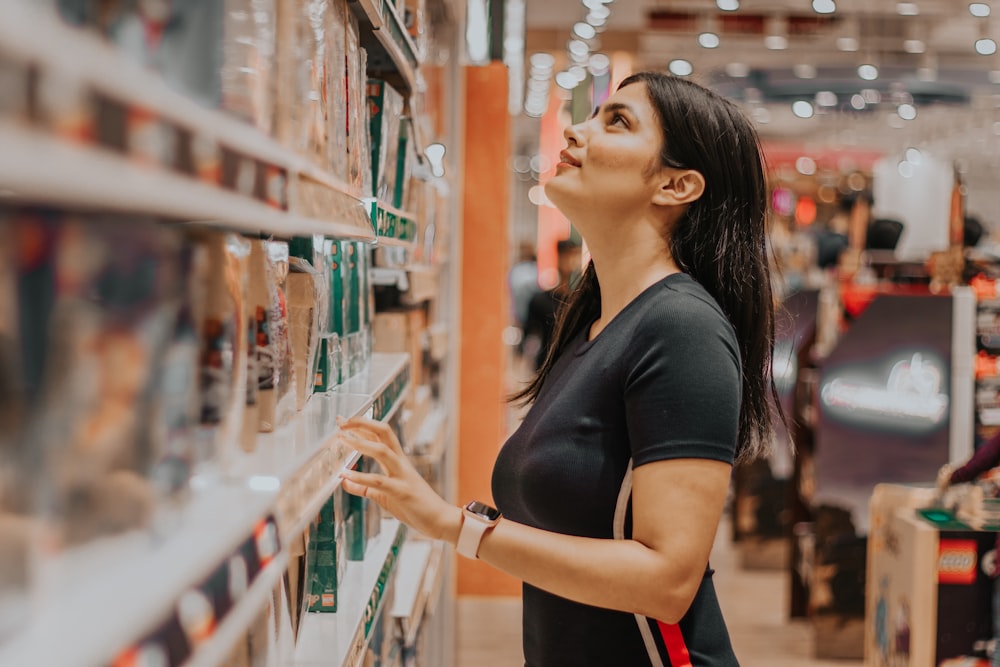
[456,519,865,667]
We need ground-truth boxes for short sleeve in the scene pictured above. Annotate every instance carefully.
[623,292,741,467]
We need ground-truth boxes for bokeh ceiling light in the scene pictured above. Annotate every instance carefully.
[717,0,739,10]
[897,103,917,120]
[589,53,611,74]
[812,0,836,14]
[726,62,750,77]
[530,52,556,70]
[816,90,838,107]
[976,38,998,55]
[850,94,866,110]
[668,59,694,76]
[555,71,578,89]
[905,147,923,164]
[896,3,919,15]
[765,35,789,50]
[796,156,818,176]
[837,36,859,51]
[586,14,607,27]
[858,64,880,80]
[588,5,611,19]
[698,32,721,48]
[904,39,926,53]
[792,100,815,118]
[568,39,589,57]
[794,64,818,79]
[970,3,991,18]
[568,65,588,82]
[898,160,915,177]
[573,22,597,39]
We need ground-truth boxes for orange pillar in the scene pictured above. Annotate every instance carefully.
[458,63,520,597]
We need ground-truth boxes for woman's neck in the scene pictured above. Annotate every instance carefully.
[585,224,679,340]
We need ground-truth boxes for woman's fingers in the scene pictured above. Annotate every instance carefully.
[340,431,400,476]
[337,416,404,454]
[340,469,398,507]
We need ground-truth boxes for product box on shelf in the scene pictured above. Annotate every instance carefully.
[368,79,405,207]
[3,207,191,560]
[866,484,998,667]
[54,0,226,107]
[305,492,347,613]
[347,12,371,195]
[372,309,425,389]
[0,50,31,123]
[221,0,277,133]
[287,257,323,411]
[325,0,350,184]
[345,458,367,562]
[195,231,251,475]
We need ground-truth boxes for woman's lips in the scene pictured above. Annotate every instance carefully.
[558,151,581,168]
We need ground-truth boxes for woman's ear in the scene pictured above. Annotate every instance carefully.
[652,169,706,207]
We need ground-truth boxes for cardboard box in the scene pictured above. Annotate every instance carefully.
[865,484,997,666]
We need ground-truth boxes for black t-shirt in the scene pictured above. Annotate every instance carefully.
[492,273,742,667]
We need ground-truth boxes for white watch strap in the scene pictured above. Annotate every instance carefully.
[456,514,492,559]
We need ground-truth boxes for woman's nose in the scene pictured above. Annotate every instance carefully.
[563,122,584,146]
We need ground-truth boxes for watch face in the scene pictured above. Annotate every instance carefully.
[465,501,501,521]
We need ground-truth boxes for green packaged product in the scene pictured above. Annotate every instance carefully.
[305,492,345,612]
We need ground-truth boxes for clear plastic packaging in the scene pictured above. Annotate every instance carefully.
[194,231,250,476]
[222,0,277,132]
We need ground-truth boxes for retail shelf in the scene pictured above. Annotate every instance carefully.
[0,355,410,667]
[183,552,290,667]
[370,266,437,303]
[349,0,418,94]
[240,353,411,540]
[293,519,407,667]
[0,3,373,240]
[0,487,276,667]
[340,352,412,422]
[410,408,448,461]
[370,200,419,244]
[426,323,449,363]
[0,124,373,240]
[391,540,445,645]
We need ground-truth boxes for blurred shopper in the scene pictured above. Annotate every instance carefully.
[523,239,581,370]
[508,241,539,329]
[338,72,780,667]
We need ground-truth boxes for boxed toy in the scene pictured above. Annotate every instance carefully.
[195,232,250,475]
[367,80,405,207]
[221,0,277,132]
[305,492,346,612]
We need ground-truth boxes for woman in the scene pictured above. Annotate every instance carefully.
[339,71,777,666]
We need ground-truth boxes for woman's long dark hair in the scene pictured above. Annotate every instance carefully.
[513,72,780,465]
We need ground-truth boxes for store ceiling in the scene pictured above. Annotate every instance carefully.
[524,0,1000,179]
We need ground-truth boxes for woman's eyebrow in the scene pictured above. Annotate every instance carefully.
[593,102,634,118]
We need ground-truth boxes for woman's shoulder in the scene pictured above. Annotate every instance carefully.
[637,273,734,338]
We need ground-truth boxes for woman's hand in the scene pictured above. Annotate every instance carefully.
[336,416,462,544]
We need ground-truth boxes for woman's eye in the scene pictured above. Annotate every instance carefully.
[609,113,627,127]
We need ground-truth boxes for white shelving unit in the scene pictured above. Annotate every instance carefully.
[0,3,373,240]
[0,0,457,664]
[293,519,406,667]
[0,354,410,667]
[390,540,446,647]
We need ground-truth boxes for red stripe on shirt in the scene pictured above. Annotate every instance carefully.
[657,621,693,667]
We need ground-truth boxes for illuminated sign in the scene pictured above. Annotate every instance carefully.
[820,352,949,432]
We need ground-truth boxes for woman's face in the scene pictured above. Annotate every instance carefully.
[544,82,666,222]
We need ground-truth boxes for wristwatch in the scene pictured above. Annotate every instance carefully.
[456,500,502,559]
